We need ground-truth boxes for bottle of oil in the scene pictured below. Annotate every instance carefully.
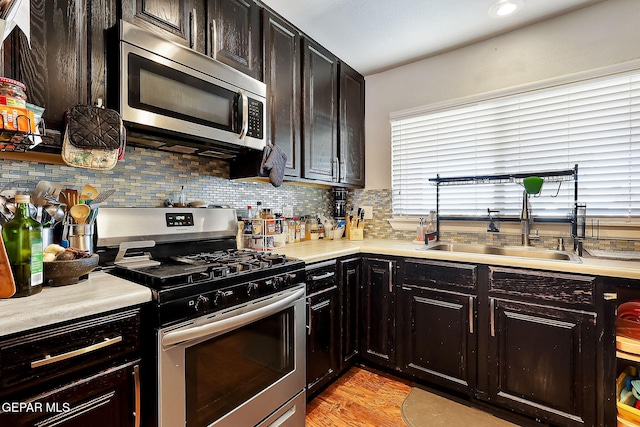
[1,194,43,297]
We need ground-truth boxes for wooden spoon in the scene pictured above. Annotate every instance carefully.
[81,184,99,200]
[70,204,91,224]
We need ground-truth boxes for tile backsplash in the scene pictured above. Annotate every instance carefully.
[3,153,637,252]
[347,189,640,251]
[0,146,331,218]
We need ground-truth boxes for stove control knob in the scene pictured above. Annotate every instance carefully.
[247,282,259,296]
[275,275,287,288]
[286,273,297,285]
[214,290,233,306]
[266,278,278,290]
[194,295,210,312]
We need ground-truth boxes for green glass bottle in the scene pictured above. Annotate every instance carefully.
[1,194,43,297]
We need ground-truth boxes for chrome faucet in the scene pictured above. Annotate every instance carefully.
[520,190,539,246]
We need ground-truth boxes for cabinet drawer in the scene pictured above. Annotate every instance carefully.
[306,260,337,294]
[489,266,596,306]
[0,308,141,396]
[404,259,477,292]
[0,360,140,427]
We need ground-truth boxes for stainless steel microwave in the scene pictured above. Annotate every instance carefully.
[108,20,266,158]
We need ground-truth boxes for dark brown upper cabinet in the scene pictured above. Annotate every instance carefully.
[121,0,261,79]
[301,37,365,187]
[121,0,206,53]
[338,62,365,187]
[302,38,339,183]
[263,11,301,176]
[1,0,117,147]
[208,0,262,80]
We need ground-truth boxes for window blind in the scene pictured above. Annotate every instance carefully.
[391,71,640,218]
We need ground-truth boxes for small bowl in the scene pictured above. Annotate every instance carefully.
[44,254,99,287]
[523,176,544,195]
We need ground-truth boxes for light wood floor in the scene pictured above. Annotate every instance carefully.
[305,367,413,427]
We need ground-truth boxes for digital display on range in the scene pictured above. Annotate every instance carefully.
[166,213,194,227]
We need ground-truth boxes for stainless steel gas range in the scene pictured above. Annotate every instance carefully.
[95,207,306,427]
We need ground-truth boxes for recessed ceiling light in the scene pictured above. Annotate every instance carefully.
[488,0,524,19]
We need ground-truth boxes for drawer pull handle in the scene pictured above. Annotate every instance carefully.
[604,292,617,301]
[30,336,123,369]
[133,364,141,427]
[490,298,496,337]
[310,272,335,281]
[469,296,474,334]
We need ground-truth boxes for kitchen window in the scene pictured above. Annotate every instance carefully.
[391,69,640,219]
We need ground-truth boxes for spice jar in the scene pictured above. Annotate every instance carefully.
[265,210,276,235]
[0,77,27,109]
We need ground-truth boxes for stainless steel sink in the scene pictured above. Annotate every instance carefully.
[419,243,581,262]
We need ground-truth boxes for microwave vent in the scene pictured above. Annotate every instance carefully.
[160,145,199,154]
[199,149,237,159]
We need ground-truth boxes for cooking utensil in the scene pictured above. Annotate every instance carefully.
[32,181,52,206]
[70,204,90,224]
[81,184,99,200]
[47,182,64,200]
[62,189,78,210]
[32,181,54,222]
[0,195,12,220]
[44,203,65,224]
[90,189,115,205]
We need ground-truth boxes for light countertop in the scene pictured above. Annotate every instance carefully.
[3,238,639,338]
[273,238,640,280]
[0,271,152,338]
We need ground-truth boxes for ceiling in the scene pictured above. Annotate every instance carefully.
[260,0,607,76]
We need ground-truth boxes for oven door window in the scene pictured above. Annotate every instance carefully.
[127,53,237,132]
[185,307,295,427]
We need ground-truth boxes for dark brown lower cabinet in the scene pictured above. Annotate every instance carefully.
[306,285,339,396]
[0,361,141,427]
[0,308,143,427]
[400,286,477,396]
[360,257,397,369]
[306,261,340,397]
[339,257,361,371]
[487,298,597,427]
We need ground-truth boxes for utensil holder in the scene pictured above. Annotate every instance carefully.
[64,223,94,254]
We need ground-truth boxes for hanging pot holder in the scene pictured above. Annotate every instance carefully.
[61,104,124,170]
[264,143,287,187]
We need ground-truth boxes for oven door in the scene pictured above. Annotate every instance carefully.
[158,285,306,427]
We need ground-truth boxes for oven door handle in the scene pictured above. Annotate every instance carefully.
[162,288,305,347]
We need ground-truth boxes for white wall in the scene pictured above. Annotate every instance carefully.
[365,0,640,189]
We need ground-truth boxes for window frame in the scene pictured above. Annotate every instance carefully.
[390,60,640,222]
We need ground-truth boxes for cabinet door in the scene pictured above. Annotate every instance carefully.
[487,298,597,427]
[208,0,262,79]
[360,258,396,368]
[263,11,301,177]
[401,286,476,396]
[338,62,365,187]
[306,285,339,396]
[2,0,116,145]
[302,38,338,182]
[121,0,205,52]
[339,258,361,370]
[0,361,141,427]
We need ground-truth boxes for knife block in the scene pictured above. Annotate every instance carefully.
[348,221,364,241]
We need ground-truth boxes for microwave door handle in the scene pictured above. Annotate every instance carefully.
[238,90,249,139]
[161,288,304,347]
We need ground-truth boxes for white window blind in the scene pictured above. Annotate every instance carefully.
[391,71,640,218]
